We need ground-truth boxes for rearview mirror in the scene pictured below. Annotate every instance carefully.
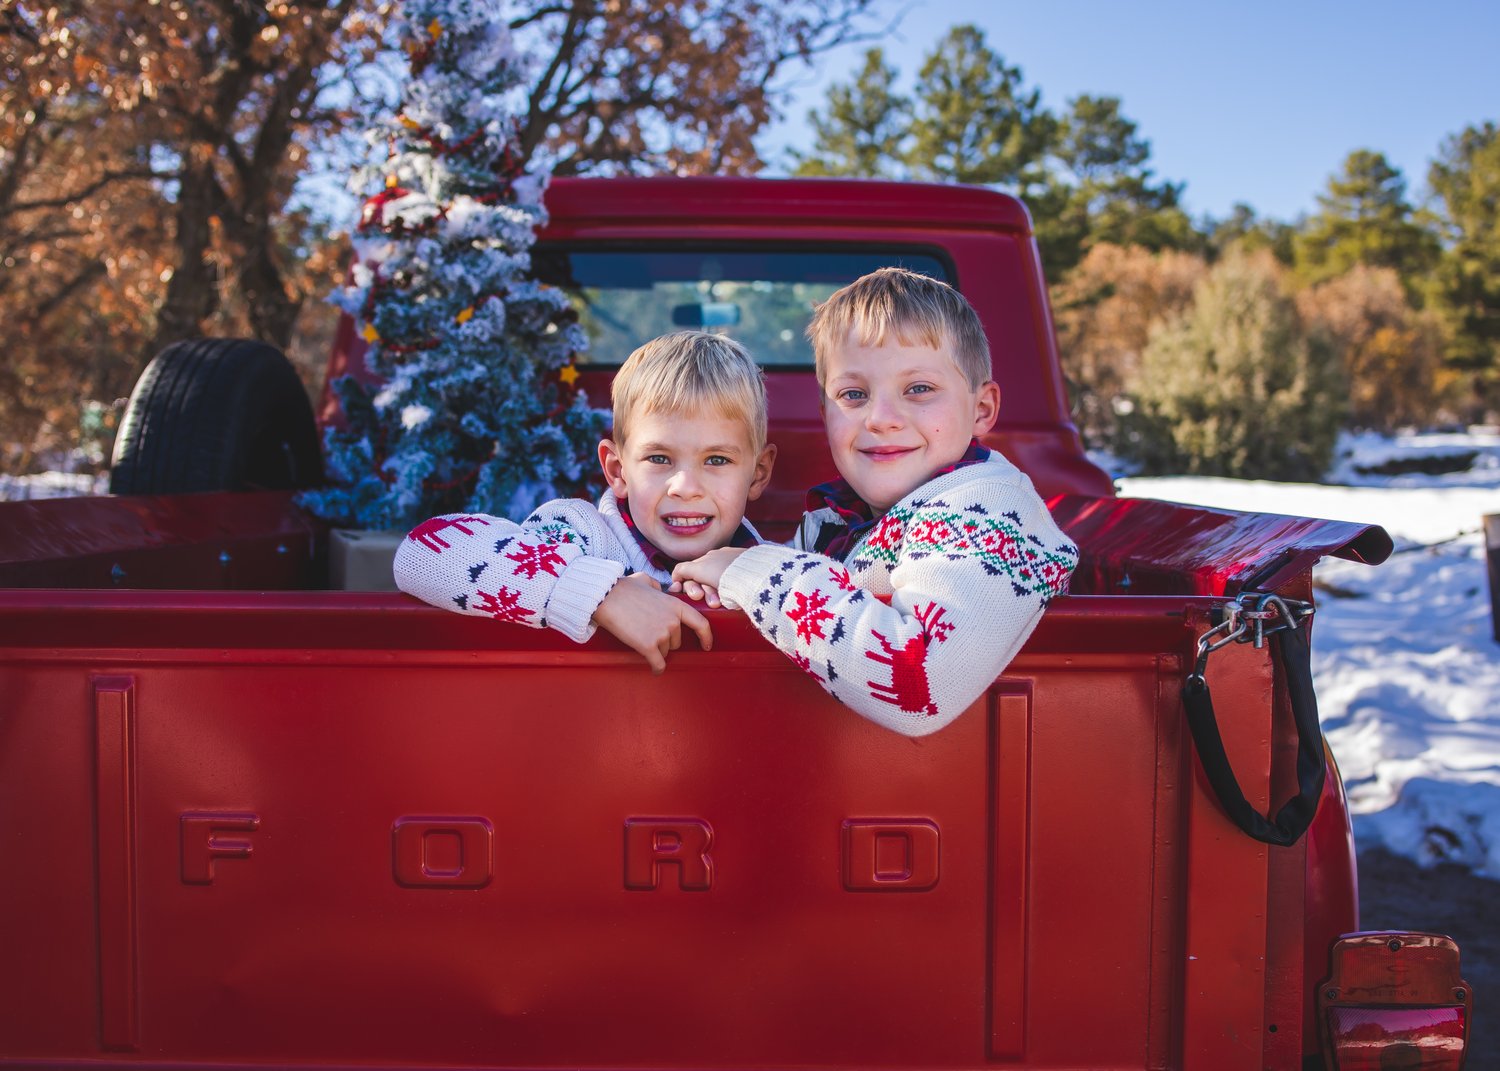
[671,302,741,328]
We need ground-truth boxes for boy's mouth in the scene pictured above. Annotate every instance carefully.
[661,513,713,534]
[860,445,917,461]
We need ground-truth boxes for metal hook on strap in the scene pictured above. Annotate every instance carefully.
[1180,587,1326,847]
[1190,590,1315,682]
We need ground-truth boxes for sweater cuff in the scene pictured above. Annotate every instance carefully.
[545,555,626,642]
[719,545,792,611]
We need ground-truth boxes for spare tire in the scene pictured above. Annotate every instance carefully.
[109,338,323,495]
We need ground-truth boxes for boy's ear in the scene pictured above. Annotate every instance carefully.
[598,438,629,498]
[971,381,1001,436]
[747,443,777,501]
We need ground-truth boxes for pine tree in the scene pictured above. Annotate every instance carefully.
[299,0,606,530]
[790,48,909,178]
[1428,122,1500,407]
[1035,94,1197,275]
[1292,150,1438,289]
[905,25,1055,191]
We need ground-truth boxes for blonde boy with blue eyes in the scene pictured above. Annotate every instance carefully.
[395,331,776,673]
[671,268,1079,736]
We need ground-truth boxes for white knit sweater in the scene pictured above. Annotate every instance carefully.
[717,454,1078,737]
[394,495,764,642]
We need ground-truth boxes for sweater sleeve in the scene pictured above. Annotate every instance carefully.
[717,483,1078,737]
[393,504,626,642]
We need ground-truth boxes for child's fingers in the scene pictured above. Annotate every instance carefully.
[679,602,713,651]
[638,640,666,675]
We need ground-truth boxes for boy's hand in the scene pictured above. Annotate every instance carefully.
[592,572,712,675]
[674,580,723,608]
[670,547,747,604]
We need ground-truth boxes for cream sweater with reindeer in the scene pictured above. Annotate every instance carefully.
[717,454,1078,737]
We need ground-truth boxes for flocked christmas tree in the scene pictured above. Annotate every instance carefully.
[298,0,607,530]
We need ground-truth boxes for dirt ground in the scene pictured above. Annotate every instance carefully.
[1356,848,1498,1068]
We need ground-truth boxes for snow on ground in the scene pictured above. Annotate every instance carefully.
[1121,430,1500,875]
[0,470,107,500]
[7,431,1500,874]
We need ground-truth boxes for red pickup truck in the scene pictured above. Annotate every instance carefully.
[0,177,1472,1069]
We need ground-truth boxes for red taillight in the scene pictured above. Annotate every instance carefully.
[1325,1005,1466,1069]
[1320,932,1471,1071]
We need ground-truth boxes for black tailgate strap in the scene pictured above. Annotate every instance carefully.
[1180,601,1326,847]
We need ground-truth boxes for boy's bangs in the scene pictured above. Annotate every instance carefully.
[850,315,947,355]
[613,335,767,450]
[638,392,758,445]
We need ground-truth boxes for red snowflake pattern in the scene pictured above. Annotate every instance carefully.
[505,540,567,579]
[829,565,856,591]
[786,588,837,643]
[472,586,536,623]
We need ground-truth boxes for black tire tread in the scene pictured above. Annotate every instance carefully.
[109,338,322,495]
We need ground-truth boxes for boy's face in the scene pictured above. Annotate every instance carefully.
[821,329,999,514]
[599,409,776,562]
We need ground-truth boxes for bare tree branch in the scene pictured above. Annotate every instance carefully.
[5,167,167,217]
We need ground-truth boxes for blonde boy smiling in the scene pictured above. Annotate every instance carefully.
[673,268,1078,736]
[395,331,775,673]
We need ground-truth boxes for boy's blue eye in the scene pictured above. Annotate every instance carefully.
[838,388,867,403]
[645,454,670,465]
[705,455,731,466]
[907,383,934,394]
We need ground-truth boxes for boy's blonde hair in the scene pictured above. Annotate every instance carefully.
[806,267,991,390]
[611,331,767,450]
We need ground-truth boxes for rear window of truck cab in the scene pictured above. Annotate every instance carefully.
[532,247,953,368]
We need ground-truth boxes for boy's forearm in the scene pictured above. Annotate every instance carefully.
[394,510,610,638]
[719,510,1078,737]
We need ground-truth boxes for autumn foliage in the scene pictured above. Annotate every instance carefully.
[1,0,878,476]
[1296,266,1453,433]
[1051,243,1205,448]
[2,0,383,473]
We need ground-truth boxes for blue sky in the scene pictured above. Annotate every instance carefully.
[758,0,1500,224]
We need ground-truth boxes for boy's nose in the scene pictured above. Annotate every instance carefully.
[666,468,703,497]
[864,393,904,431]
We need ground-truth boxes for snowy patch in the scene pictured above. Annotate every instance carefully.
[1126,428,1500,874]
[0,471,108,500]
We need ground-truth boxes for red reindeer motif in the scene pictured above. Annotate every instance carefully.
[865,602,956,717]
[407,515,491,552]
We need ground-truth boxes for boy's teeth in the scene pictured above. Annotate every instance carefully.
[665,516,707,527]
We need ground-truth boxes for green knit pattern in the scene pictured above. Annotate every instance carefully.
[855,504,1077,599]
